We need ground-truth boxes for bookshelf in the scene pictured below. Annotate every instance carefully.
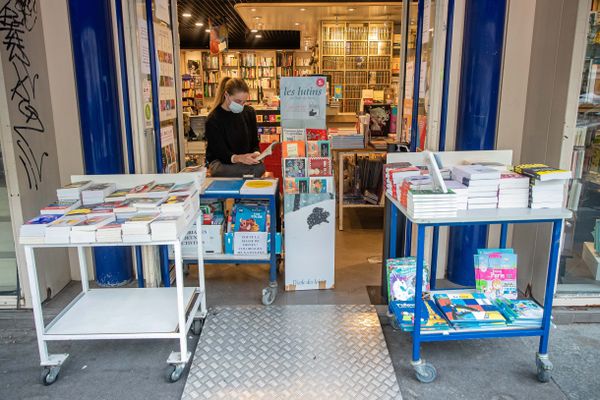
[201,52,220,99]
[321,21,394,113]
[181,74,202,114]
[294,50,313,77]
[221,52,240,79]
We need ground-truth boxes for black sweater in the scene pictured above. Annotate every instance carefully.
[205,105,259,164]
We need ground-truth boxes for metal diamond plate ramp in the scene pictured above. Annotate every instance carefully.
[182,305,402,400]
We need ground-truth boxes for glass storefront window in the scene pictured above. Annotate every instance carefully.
[559,5,600,292]
[0,148,17,296]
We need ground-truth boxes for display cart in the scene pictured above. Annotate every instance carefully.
[383,150,572,383]
[197,178,280,306]
[22,174,207,385]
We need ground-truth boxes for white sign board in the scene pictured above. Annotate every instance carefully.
[280,76,327,126]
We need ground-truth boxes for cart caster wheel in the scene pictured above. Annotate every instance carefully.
[167,364,185,383]
[191,319,204,335]
[414,362,437,383]
[536,354,553,383]
[390,316,401,331]
[261,286,277,305]
[41,366,60,386]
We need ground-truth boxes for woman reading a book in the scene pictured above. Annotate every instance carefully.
[205,77,265,178]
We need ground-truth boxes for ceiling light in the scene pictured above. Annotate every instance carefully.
[294,22,300,26]
[182,12,191,17]
[348,8,355,12]
[251,28,258,33]
[254,16,261,20]
[251,8,256,12]
[255,35,262,38]
[300,8,306,11]
[195,22,203,26]
[205,28,211,33]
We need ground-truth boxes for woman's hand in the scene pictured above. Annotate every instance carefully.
[232,153,260,165]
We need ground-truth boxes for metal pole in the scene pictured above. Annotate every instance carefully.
[410,0,425,151]
[438,0,455,152]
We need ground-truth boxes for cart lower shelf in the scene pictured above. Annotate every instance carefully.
[44,288,200,339]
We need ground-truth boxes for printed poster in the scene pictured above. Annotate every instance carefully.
[160,125,178,173]
[155,23,176,121]
[280,76,327,121]
[138,19,150,75]
[155,0,170,24]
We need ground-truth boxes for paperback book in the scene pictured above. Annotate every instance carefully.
[433,292,507,328]
[308,157,332,176]
[284,158,307,178]
[284,178,309,194]
[306,128,328,141]
[386,257,430,303]
[309,177,332,194]
[390,299,451,332]
[474,248,517,300]
[513,163,572,181]
[282,141,306,158]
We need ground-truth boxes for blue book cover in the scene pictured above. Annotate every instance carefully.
[233,204,267,232]
[205,179,244,194]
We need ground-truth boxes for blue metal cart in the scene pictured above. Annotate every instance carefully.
[199,178,280,305]
[385,193,572,383]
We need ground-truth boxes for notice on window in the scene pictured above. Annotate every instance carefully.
[160,125,178,173]
[280,77,327,122]
[155,23,176,121]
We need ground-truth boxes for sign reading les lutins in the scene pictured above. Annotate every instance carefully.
[280,77,327,121]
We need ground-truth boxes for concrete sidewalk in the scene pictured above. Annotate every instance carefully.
[1,298,599,400]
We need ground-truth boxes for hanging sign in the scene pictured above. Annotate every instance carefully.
[280,76,327,121]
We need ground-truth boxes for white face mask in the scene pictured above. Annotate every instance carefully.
[228,98,244,113]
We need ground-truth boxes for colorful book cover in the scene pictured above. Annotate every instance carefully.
[105,188,132,200]
[318,141,331,157]
[256,114,264,122]
[309,177,330,194]
[306,128,328,141]
[495,298,543,324]
[282,128,305,141]
[163,195,189,205]
[148,182,175,193]
[306,141,320,157]
[233,204,267,232]
[24,214,61,226]
[474,249,517,300]
[386,257,430,303]
[60,180,91,190]
[513,163,571,181]
[268,114,277,122]
[433,293,507,326]
[282,141,306,158]
[284,158,307,178]
[284,178,309,194]
[128,181,155,195]
[391,300,451,332]
[308,157,332,176]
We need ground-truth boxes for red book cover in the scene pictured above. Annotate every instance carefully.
[308,157,332,176]
[306,128,328,141]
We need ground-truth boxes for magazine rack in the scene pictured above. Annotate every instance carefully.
[384,151,572,383]
[23,174,206,385]
[196,178,280,306]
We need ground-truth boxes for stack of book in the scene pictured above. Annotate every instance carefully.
[328,127,364,149]
[384,164,421,200]
[122,214,159,242]
[433,292,507,329]
[126,181,155,198]
[391,299,451,332]
[474,248,517,300]
[407,189,458,218]
[40,199,81,215]
[494,298,544,327]
[19,215,62,244]
[497,171,530,209]
[96,218,127,242]
[169,182,196,196]
[104,188,132,202]
[160,194,193,215]
[399,175,433,207]
[444,180,468,210]
[69,215,116,243]
[81,183,116,205]
[146,182,175,198]
[514,164,571,209]
[45,215,88,244]
[57,181,91,201]
[128,197,166,212]
[150,215,187,241]
[452,165,501,209]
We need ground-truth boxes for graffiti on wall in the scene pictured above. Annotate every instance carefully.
[0,0,48,190]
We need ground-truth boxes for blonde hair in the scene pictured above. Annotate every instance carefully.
[209,77,250,117]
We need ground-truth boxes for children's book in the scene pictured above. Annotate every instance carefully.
[386,257,430,303]
[308,157,332,176]
[474,248,517,300]
[306,141,320,157]
[282,128,305,141]
[205,179,244,193]
[309,177,332,194]
[284,178,309,194]
[495,298,543,326]
[284,158,307,178]
[282,141,306,158]
[233,204,267,232]
[318,141,331,157]
[390,300,451,332]
[433,293,507,327]
[306,128,328,141]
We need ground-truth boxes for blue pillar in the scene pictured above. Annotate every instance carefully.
[68,0,133,286]
[446,0,507,286]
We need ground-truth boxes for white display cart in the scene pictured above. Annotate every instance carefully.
[22,173,207,385]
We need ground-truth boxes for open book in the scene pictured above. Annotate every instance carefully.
[255,142,280,161]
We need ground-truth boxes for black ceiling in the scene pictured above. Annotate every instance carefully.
[177,0,403,50]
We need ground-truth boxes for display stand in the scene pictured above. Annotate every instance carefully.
[22,174,206,385]
[383,151,572,383]
[197,177,279,305]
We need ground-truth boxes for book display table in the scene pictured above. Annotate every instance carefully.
[383,150,573,383]
[198,178,279,305]
[21,174,206,385]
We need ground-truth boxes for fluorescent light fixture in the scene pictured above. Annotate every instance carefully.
[182,12,191,17]
[300,8,306,11]
[251,28,258,33]
[251,8,256,12]
[205,28,211,33]
[294,22,300,26]
[255,34,262,38]
[348,8,356,12]
[195,22,203,26]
